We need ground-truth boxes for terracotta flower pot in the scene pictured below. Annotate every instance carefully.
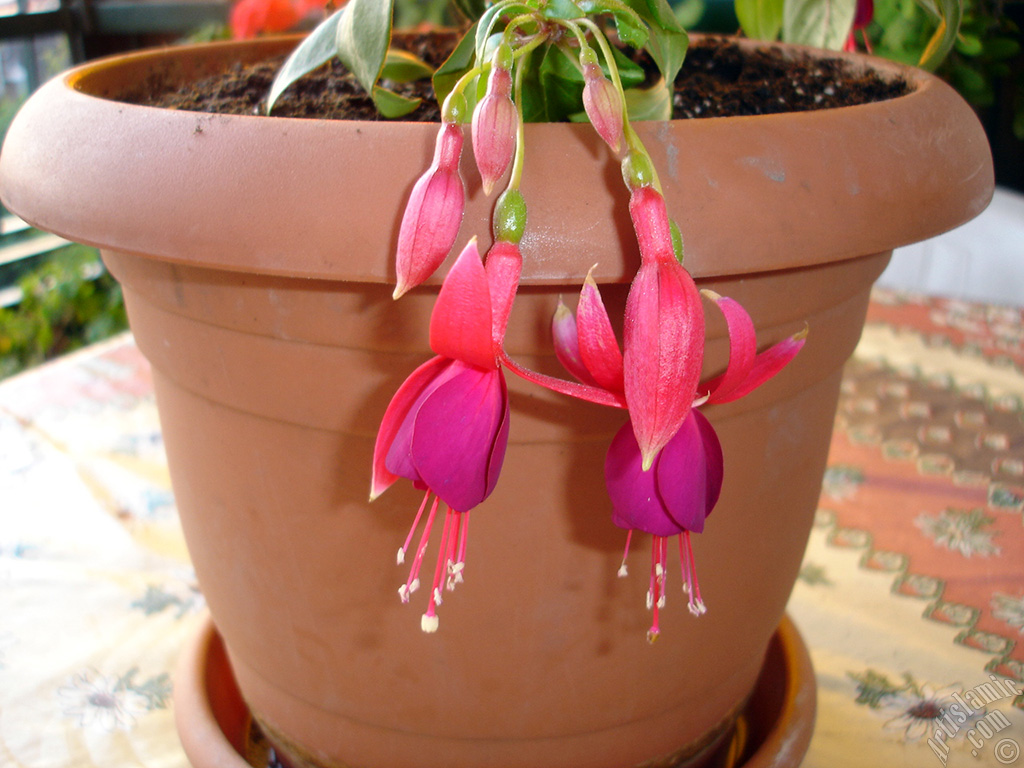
[0,36,992,768]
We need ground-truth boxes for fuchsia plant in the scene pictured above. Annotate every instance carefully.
[355,1,810,640]
[268,0,980,640]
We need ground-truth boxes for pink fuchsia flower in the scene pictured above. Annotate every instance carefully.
[844,0,874,52]
[394,113,466,300]
[624,184,705,470]
[372,239,511,632]
[544,272,804,641]
[471,48,518,196]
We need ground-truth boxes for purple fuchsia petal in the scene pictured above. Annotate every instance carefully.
[429,238,496,370]
[484,370,511,500]
[410,363,509,512]
[394,123,466,299]
[576,271,625,393]
[654,409,723,533]
[373,355,458,499]
[605,421,685,538]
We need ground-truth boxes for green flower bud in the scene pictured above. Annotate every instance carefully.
[442,91,468,124]
[621,151,656,191]
[493,188,528,244]
[493,42,514,72]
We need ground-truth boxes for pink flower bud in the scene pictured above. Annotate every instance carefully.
[394,122,466,299]
[471,67,517,195]
[582,63,624,153]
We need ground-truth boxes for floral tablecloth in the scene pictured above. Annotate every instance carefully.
[1,288,1022,768]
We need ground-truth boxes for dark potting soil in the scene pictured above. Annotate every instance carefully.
[129,34,910,122]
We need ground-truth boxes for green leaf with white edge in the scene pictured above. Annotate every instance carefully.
[336,0,394,97]
[433,21,479,106]
[782,0,856,50]
[916,0,962,70]
[625,0,688,87]
[381,49,434,83]
[266,7,345,114]
[371,85,422,118]
[624,78,672,120]
[735,0,784,40]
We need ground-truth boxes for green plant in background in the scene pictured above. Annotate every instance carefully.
[0,245,128,379]
[872,0,1023,137]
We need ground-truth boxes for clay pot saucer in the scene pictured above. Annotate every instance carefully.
[174,614,817,768]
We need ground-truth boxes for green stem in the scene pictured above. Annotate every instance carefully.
[508,47,531,190]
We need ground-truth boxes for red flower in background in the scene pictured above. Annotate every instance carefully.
[229,0,329,39]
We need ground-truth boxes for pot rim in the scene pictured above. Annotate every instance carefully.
[0,34,993,284]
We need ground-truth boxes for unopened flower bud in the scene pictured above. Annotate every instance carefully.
[582,63,623,153]
[621,151,657,192]
[394,122,466,299]
[472,65,517,195]
[492,188,527,244]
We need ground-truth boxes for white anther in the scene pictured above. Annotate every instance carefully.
[421,614,439,633]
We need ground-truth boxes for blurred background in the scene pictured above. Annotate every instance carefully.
[0,0,1020,379]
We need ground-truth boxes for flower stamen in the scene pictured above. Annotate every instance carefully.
[681,532,707,616]
[399,493,440,603]
[397,490,432,566]
[617,529,633,577]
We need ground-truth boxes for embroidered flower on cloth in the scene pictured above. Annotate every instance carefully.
[59,670,151,732]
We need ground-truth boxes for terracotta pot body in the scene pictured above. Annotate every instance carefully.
[0,37,992,768]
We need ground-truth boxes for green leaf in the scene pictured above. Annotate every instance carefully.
[539,45,586,122]
[266,8,344,114]
[782,0,856,50]
[336,0,394,97]
[735,0,784,40]
[986,37,1021,60]
[542,0,586,19]
[453,0,488,21]
[624,79,672,120]
[954,33,982,56]
[371,85,423,118]
[611,45,647,89]
[476,2,533,58]
[381,49,434,83]
[579,0,649,47]
[626,0,688,86]
[916,0,961,70]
